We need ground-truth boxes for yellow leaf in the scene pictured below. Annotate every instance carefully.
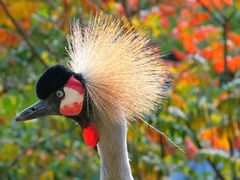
[0,84,3,92]
[40,170,54,180]
[131,17,140,28]
[9,95,17,106]
[237,0,240,9]
[41,52,49,63]
[152,28,161,38]
[0,1,42,28]
[210,113,221,124]
[0,143,20,161]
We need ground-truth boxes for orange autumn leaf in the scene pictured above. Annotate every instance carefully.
[223,0,233,6]
[212,57,239,74]
[210,42,224,60]
[146,129,167,144]
[199,0,218,9]
[212,136,229,150]
[208,41,234,62]
[227,57,238,73]
[0,28,20,47]
[181,9,192,19]
[194,25,218,41]
[181,35,196,53]
[212,60,224,73]
[218,92,229,101]
[159,4,176,16]
[199,0,233,9]
[199,47,213,60]
[21,17,31,31]
[229,56,240,70]
[234,56,240,68]
[178,71,200,87]
[228,32,240,47]
[201,128,230,150]
[171,94,188,111]
[146,129,160,143]
[190,12,209,26]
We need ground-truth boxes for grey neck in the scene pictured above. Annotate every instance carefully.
[95,117,133,180]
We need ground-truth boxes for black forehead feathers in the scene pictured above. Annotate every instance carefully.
[36,64,74,99]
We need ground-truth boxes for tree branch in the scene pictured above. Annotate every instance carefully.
[0,0,48,68]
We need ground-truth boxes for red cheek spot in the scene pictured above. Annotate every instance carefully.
[60,102,83,116]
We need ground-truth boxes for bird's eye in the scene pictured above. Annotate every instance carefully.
[56,90,64,98]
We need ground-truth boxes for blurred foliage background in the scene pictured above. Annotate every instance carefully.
[0,0,240,179]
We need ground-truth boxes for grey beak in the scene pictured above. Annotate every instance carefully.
[14,100,57,121]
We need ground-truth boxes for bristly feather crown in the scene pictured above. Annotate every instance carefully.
[67,14,168,123]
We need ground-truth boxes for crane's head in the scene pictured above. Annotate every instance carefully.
[14,64,99,147]
[15,64,85,120]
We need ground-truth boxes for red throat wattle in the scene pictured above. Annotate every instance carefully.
[83,123,99,148]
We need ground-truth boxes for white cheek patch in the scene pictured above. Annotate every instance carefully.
[59,87,84,115]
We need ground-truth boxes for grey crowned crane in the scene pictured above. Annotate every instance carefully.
[14,15,167,180]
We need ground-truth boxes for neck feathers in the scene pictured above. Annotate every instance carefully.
[94,114,133,180]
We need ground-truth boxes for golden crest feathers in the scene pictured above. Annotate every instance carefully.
[67,14,168,123]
